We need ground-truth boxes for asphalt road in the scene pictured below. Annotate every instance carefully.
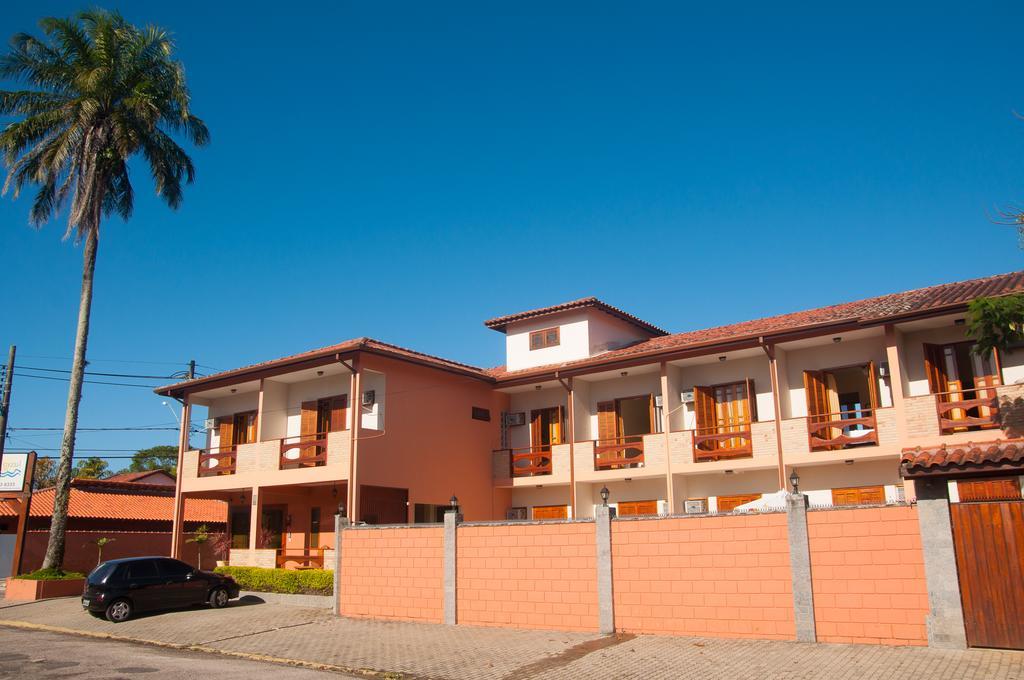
[0,627,358,679]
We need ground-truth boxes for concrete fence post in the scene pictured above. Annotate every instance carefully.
[914,478,968,649]
[595,506,615,634]
[444,510,462,625]
[786,493,816,642]
[333,512,350,616]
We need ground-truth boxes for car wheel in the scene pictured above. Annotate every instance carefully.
[105,599,132,623]
[209,587,229,608]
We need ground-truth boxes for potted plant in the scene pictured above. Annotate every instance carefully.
[209,531,232,568]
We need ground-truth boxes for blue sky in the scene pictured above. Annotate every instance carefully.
[1,1,1023,467]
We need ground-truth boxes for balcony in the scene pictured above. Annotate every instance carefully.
[508,445,553,477]
[692,423,753,462]
[594,435,646,470]
[198,446,237,477]
[807,409,879,451]
[934,387,1000,434]
[279,433,329,469]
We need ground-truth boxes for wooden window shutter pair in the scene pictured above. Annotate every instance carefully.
[329,394,348,431]
[217,416,234,451]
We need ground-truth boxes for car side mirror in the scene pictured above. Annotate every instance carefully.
[186,571,196,580]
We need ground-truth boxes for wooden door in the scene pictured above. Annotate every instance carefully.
[596,401,616,445]
[951,500,1024,649]
[617,500,658,516]
[958,478,1022,502]
[217,416,234,452]
[299,401,320,463]
[716,493,761,512]
[532,505,568,520]
[831,485,886,506]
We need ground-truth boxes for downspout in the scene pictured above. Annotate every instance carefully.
[557,372,576,517]
[761,340,787,491]
[346,356,361,521]
[660,361,674,514]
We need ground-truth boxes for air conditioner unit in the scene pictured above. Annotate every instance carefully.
[681,391,695,404]
[878,362,890,377]
[684,499,706,514]
[204,418,215,431]
[654,394,663,408]
[361,390,375,407]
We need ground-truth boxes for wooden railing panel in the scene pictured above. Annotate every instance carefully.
[594,435,646,470]
[693,423,753,462]
[279,433,328,469]
[807,409,879,451]
[935,388,1000,434]
[507,446,554,477]
[197,447,237,477]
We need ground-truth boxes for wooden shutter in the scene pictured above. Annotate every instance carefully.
[618,500,658,516]
[832,485,885,506]
[803,371,828,418]
[693,386,716,431]
[958,478,1022,502]
[245,411,258,443]
[530,409,543,449]
[717,493,761,512]
[866,361,879,409]
[329,395,348,432]
[553,405,564,445]
[745,378,758,422]
[532,505,568,520]
[597,401,617,444]
[923,343,948,394]
[300,401,318,436]
[217,416,234,451]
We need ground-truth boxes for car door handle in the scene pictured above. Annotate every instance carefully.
[129,583,139,589]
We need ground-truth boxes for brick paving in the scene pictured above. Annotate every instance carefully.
[0,596,1021,679]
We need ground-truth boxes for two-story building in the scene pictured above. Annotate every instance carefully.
[158,271,1024,568]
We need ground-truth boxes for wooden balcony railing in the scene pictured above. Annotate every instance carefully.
[276,547,327,570]
[198,447,236,477]
[508,446,554,477]
[594,435,646,470]
[808,409,879,451]
[935,387,1000,434]
[693,423,753,462]
[279,433,328,469]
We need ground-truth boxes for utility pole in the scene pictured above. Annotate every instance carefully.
[0,345,15,461]
[188,359,195,380]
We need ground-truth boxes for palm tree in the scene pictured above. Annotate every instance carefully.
[0,10,208,570]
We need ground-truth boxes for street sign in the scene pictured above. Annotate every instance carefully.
[0,452,33,494]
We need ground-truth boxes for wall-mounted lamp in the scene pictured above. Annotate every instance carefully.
[789,469,800,493]
[337,502,346,517]
[449,495,459,512]
[600,486,610,506]
[832,337,842,344]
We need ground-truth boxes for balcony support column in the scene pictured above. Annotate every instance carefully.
[347,357,362,523]
[762,342,787,491]
[884,324,908,441]
[558,374,577,517]
[170,397,191,559]
[660,362,674,514]
[248,486,261,550]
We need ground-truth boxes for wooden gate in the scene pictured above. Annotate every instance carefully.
[950,500,1024,649]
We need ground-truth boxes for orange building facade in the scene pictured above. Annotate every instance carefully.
[158,271,1024,570]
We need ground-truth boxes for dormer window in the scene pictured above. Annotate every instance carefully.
[530,327,560,350]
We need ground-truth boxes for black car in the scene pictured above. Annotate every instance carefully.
[82,556,240,622]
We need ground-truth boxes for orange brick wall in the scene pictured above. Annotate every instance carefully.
[807,505,928,646]
[457,522,599,631]
[611,514,795,640]
[339,526,444,623]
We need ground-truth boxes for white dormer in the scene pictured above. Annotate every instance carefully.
[485,298,667,372]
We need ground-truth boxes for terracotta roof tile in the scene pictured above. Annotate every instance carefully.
[489,270,1024,380]
[484,297,668,336]
[105,470,175,485]
[0,479,225,523]
[900,439,1024,477]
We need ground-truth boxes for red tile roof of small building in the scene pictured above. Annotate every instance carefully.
[483,297,669,336]
[901,439,1024,478]
[488,270,1024,380]
[105,470,175,485]
[0,478,225,523]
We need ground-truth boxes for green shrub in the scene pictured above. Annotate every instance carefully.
[16,568,86,581]
[213,566,333,595]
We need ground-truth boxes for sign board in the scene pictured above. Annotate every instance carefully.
[0,452,33,494]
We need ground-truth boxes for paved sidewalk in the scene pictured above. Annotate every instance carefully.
[0,596,1021,679]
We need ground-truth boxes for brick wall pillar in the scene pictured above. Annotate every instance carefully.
[914,477,968,649]
[786,492,816,642]
[333,511,350,616]
[444,509,462,625]
[595,505,615,634]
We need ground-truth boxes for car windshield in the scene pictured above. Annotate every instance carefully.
[87,561,117,584]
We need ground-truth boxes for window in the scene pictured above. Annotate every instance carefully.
[507,507,528,520]
[532,504,568,520]
[471,406,491,421]
[832,486,886,506]
[693,380,755,460]
[229,507,251,549]
[310,507,322,548]
[125,560,159,580]
[957,478,1022,502]
[156,559,193,577]
[529,327,560,350]
[617,500,659,516]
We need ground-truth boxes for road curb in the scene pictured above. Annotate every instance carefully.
[0,619,400,678]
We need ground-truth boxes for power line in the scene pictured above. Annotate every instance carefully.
[10,426,179,432]
[15,365,176,380]
[13,372,161,389]
[18,354,192,367]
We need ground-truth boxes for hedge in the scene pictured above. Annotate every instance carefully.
[16,568,86,581]
[213,566,333,595]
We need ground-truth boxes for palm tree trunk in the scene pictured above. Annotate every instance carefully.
[41,223,99,571]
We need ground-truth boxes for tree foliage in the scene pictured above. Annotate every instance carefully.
[125,444,177,476]
[32,457,58,489]
[72,456,109,479]
[967,294,1024,359]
